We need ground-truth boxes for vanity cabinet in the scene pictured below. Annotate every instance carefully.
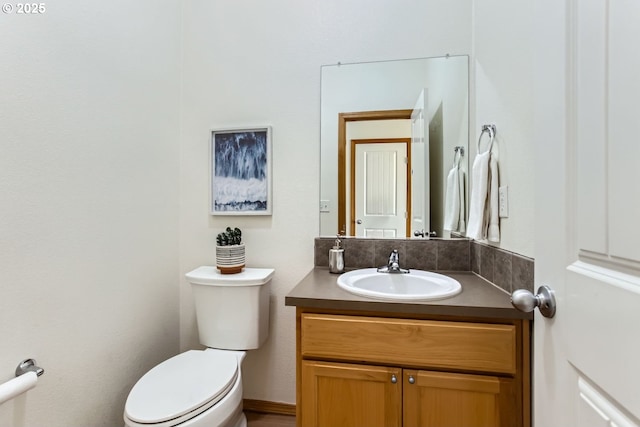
[295,310,530,427]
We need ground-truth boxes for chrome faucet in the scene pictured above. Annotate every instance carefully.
[377,249,409,274]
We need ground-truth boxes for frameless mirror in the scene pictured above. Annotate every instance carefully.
[320,55,469,238]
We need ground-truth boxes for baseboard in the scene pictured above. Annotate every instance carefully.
[243,399,296,416]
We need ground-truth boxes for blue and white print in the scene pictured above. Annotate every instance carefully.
[212,130,269,212]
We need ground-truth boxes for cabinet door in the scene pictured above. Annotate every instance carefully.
[403,370,519,427]
[301,360,402,427]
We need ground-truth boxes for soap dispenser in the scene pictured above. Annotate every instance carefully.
[329,235,345,274]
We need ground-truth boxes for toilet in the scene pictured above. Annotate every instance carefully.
[123,266,274,427]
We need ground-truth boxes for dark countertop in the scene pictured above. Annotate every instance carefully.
[285,268,532,320]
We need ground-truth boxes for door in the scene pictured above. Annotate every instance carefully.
[411,89,429,236]
[403,370,518,427]
[532,0,640,426]
[300,360,401,427]
[352,140,409,238]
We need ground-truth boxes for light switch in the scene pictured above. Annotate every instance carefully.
[499,186,509,218]
[320,200,330,213]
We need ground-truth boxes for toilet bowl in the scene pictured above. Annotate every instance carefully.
[124,267,274,427]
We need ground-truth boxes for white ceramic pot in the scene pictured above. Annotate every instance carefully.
[215,243,245,274]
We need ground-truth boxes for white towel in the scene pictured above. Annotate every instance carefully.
[457,168,466,233]
[443,165,460,231]
[466,146,499,241]
[444,165,466,233]
[487,150,500,242]
[466,150,490,240]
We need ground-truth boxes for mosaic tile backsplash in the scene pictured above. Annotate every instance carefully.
[315,237,534,294]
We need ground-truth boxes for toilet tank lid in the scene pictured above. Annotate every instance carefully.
[185,266,274,286]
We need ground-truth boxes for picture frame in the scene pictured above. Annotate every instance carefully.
[210,126,272,215]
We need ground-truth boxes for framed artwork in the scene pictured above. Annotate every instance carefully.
[210,126,272,215]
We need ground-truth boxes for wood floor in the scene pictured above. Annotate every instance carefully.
[246,411,296,427]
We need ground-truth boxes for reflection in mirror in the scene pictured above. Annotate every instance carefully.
[320,55,469,238]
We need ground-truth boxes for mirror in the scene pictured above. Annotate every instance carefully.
[320,55,469,238]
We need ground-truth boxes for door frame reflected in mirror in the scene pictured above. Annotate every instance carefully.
[338,109,413,236]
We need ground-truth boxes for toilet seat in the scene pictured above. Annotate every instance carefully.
[124,349,239,427]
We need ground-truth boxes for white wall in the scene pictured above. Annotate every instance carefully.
[0,1,182,425]
[180,0,472,405]
[472,0,535,257]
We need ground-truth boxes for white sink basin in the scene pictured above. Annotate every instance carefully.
[336,268,462,301]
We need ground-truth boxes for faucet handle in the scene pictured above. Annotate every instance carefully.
[379,249,409,274]
[388,250,401,269]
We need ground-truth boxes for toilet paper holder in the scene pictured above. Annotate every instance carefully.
[0,358,44,405]
[15,359,44,377]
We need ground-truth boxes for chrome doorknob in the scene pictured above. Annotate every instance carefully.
[356,219,363,224]
[511,285,556,318]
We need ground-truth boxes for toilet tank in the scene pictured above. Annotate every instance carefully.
[185,266,274,350]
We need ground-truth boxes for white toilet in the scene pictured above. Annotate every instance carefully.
[123,267,274,427]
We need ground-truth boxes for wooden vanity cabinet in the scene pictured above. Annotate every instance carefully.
[296,309,530,427]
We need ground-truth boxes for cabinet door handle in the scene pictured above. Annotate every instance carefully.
[408,375,415,384]
[391,374,397,384]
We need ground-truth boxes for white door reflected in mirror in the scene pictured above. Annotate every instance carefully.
[354,141,408,238]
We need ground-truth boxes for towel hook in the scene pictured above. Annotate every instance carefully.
[482,124,496,139]
[477,124,496,154]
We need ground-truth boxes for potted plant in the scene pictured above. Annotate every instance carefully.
[215,227,245,274]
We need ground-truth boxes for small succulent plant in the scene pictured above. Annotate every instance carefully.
[216,227,242,246]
